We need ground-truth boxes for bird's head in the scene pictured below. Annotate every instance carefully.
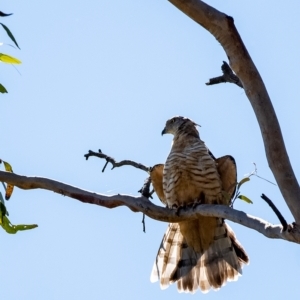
[161,116,200,137]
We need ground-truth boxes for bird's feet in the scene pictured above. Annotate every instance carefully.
[168,203,185,216]
[192,201,202,210]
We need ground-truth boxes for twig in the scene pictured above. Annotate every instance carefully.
[255,174,277,186]
[142,213,146,233]
[244,162,277,186]
[84,150,149,173]
[102,160,109,173]
[138,176,154,233]
[138,177,152,199]
[206,61,243,88]
[261,194,288,231]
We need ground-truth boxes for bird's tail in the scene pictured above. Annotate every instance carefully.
[150,220,249,293]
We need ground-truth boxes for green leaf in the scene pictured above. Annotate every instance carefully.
[0,83,8,93]
[2,160,14,200]
[0,192,8,216]
[2,160,13,172]
[237,177,250,190]
[0,215,38,234]
[0,192,4,204]
[0,201,7,217]
[0,23,20,49]
[0,12,13,17]
[238,195,253,204]
[0,53,21,64]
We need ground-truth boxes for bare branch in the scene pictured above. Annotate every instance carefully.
[138,176,154,233]
[138,176,153,199]
[0,170,299,244]
[168,0,300,223]
[206,61,243,88]
[84,150,149,173]
[261,193,288,231]
[142,213,146,233]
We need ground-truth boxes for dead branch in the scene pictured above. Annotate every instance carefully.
[0,170,299,244]
[261,193,288,231]
[142,212,146,233]
[138,176,154,233]
[168,0,300,224]
[206,61,243,88]
[84,150,149,173]
[138,176,153,199]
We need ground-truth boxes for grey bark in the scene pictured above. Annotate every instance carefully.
[0,170,299,243]
[168,0,300,222]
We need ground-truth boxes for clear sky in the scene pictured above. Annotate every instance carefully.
[1,0,300,299]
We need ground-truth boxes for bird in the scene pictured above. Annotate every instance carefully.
[149,116,249,293]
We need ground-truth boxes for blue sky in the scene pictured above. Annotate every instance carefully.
[1,0,300,299]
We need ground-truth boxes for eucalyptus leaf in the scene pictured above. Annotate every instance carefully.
[3,160,13,172]
[0,191,5,203]
[0,83,8,93]
[1,216,38,234]
[237,177,250,190]
[0,53,21,64]
[0,201,7,216]
[0,12,13,17]
[0,23,20,49]
[238,194,253,204]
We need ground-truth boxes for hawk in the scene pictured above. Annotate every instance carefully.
[150,116,249,293]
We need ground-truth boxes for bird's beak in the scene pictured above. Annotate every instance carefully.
[161,127,167,136]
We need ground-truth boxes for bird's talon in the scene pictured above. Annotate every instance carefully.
[175,204,187,216]
[192,201,201,210]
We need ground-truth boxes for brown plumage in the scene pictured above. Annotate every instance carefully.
[150,116,249,293]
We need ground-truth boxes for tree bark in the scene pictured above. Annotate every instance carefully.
[168,0,300,222]
[0,170,300,243]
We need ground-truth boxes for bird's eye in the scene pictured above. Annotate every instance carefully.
[171,118,176,123]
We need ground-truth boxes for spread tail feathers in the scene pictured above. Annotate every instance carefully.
[150,221,249,293]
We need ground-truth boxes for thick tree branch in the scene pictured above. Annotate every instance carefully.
[0,170,299,243]
[168,0,300,223]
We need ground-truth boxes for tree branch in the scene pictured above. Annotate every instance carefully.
[261,193,288,231]
[84,150,149,173]
[138,176,153,199]
[168,0,300,223]
[0,170,299,243]
[206,61,243,88]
